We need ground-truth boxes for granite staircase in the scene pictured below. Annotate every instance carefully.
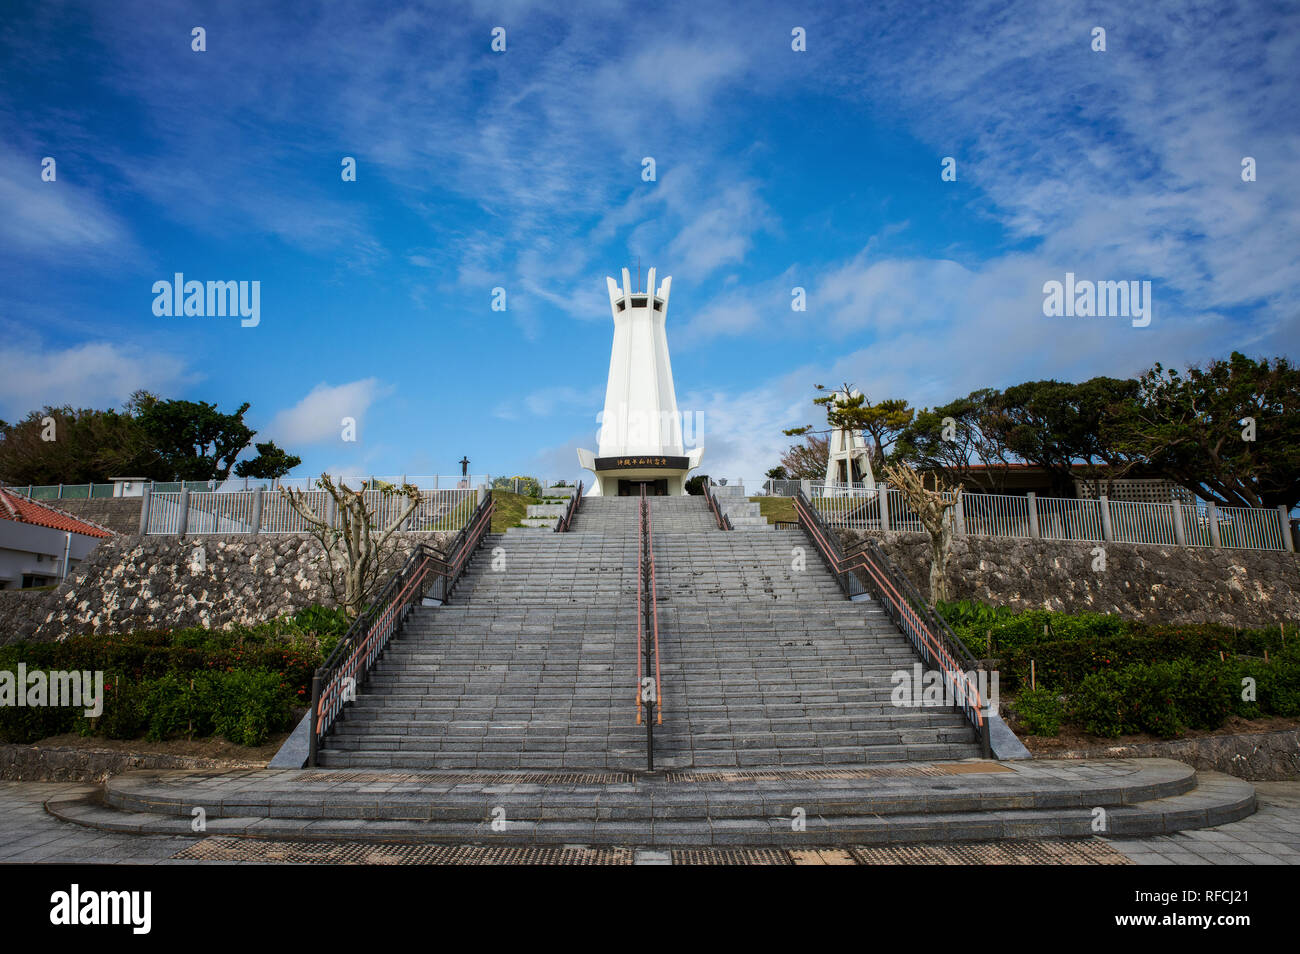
[59,495,1257,849]
[314,495,982,770]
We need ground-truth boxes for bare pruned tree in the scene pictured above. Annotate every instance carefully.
[281,475,422,619]
[882,462,963,605]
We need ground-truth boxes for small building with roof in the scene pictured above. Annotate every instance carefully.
[0,488,113,589]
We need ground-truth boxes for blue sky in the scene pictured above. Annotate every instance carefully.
[2,0,1297,482]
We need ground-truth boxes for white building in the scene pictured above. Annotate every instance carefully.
[578,267,702,496]
[0,489,112,589]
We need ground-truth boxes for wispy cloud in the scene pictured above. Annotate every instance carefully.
[0,146,135,264]
[0,339,193,420]
[265,379,393,447]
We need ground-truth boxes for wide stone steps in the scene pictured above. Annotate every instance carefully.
[311,749,981,773]
[326,710,971,734]
[49,759,1256,847]
[322,725,978,751]
[313,494,990,770]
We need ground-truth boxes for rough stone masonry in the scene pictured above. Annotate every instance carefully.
[842,529,1300,627]
[0,532,453,643]
[2,526,1297,643]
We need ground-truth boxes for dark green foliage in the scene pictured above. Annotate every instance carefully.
[0,605,339,746]
[1067,658,1252,738]
[939,599,1299,740]
[234,441,301,479]
[1011,687,1063,736]
[938,599,1128,659]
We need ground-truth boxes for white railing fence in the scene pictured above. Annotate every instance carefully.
[756,481,1295,554]
[146,487,481,535]
[10,475,493,499]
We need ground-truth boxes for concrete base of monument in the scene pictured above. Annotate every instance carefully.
[576,448,704,496]
[44,758,1254,847]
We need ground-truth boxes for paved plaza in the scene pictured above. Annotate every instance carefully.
[2,780,1295,865]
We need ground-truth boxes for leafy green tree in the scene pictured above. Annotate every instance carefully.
[1,390,299,486]
[135,398,256,481]
[0,404,157,484]
[893,389,1016,491]
[1108,352,1300,509]
[234,442,302,480]
[984,377,1140,497]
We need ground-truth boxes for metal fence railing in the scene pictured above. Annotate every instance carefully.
[144,487,481,535]
[1217,505,1285,550]
[1035,496,1104,543]
[308,492,494,767]
[769,483,1294,554]
[1107,498,1178,547]
[960,492,1030,538]
[794,491,992,758]
[12,475,493,500]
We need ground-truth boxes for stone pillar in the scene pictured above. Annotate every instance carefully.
[178,488,191,537]
[1207,501,1221,548]
[251,488,264,535]
[325,494,337,530]
[800,479,812,499]
[1026,492,1040,539]
[139,487,153,535]
[953,493,966,535]
[1099,495,1113,542]
[1171,499,1187,546]
[879,485,890,532]
[1278,505,1294,553]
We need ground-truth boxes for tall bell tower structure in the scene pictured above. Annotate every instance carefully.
[577,266,703,495]
[824,387,876,491]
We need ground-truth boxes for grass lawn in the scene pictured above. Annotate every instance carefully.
[490,490,536,531]
[751,496,796,524]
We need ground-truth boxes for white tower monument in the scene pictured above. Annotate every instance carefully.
[824,387,875,491]
[577,266,703,496]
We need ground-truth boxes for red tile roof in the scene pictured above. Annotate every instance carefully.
[0,489,113,538]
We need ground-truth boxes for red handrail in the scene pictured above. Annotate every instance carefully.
[636,495,645,725]
[648,495,662,724]
[795,493,986,730]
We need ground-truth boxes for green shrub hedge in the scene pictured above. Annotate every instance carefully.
[947,600,1300,740]
[0,605,347,746]
[1064,651,1300,738]
[1010,687,1063,736]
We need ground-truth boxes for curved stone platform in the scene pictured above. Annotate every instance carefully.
[45,757,1255,847]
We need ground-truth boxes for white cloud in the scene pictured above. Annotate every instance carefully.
[0,340,193,420]
[265,379,392,446]
[0,147,135,264]
[494,384,603,421]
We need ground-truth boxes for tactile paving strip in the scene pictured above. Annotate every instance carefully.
[172,838,1132,865]
[849,840,1133,865]
[172,838,634,865]
[672,849,792,865]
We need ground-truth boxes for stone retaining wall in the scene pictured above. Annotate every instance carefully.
[837,530,1300,626]
[1,532,454,643]
[1036,727,1300,781]
[37,497,144,535]
[0,743,268,783]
